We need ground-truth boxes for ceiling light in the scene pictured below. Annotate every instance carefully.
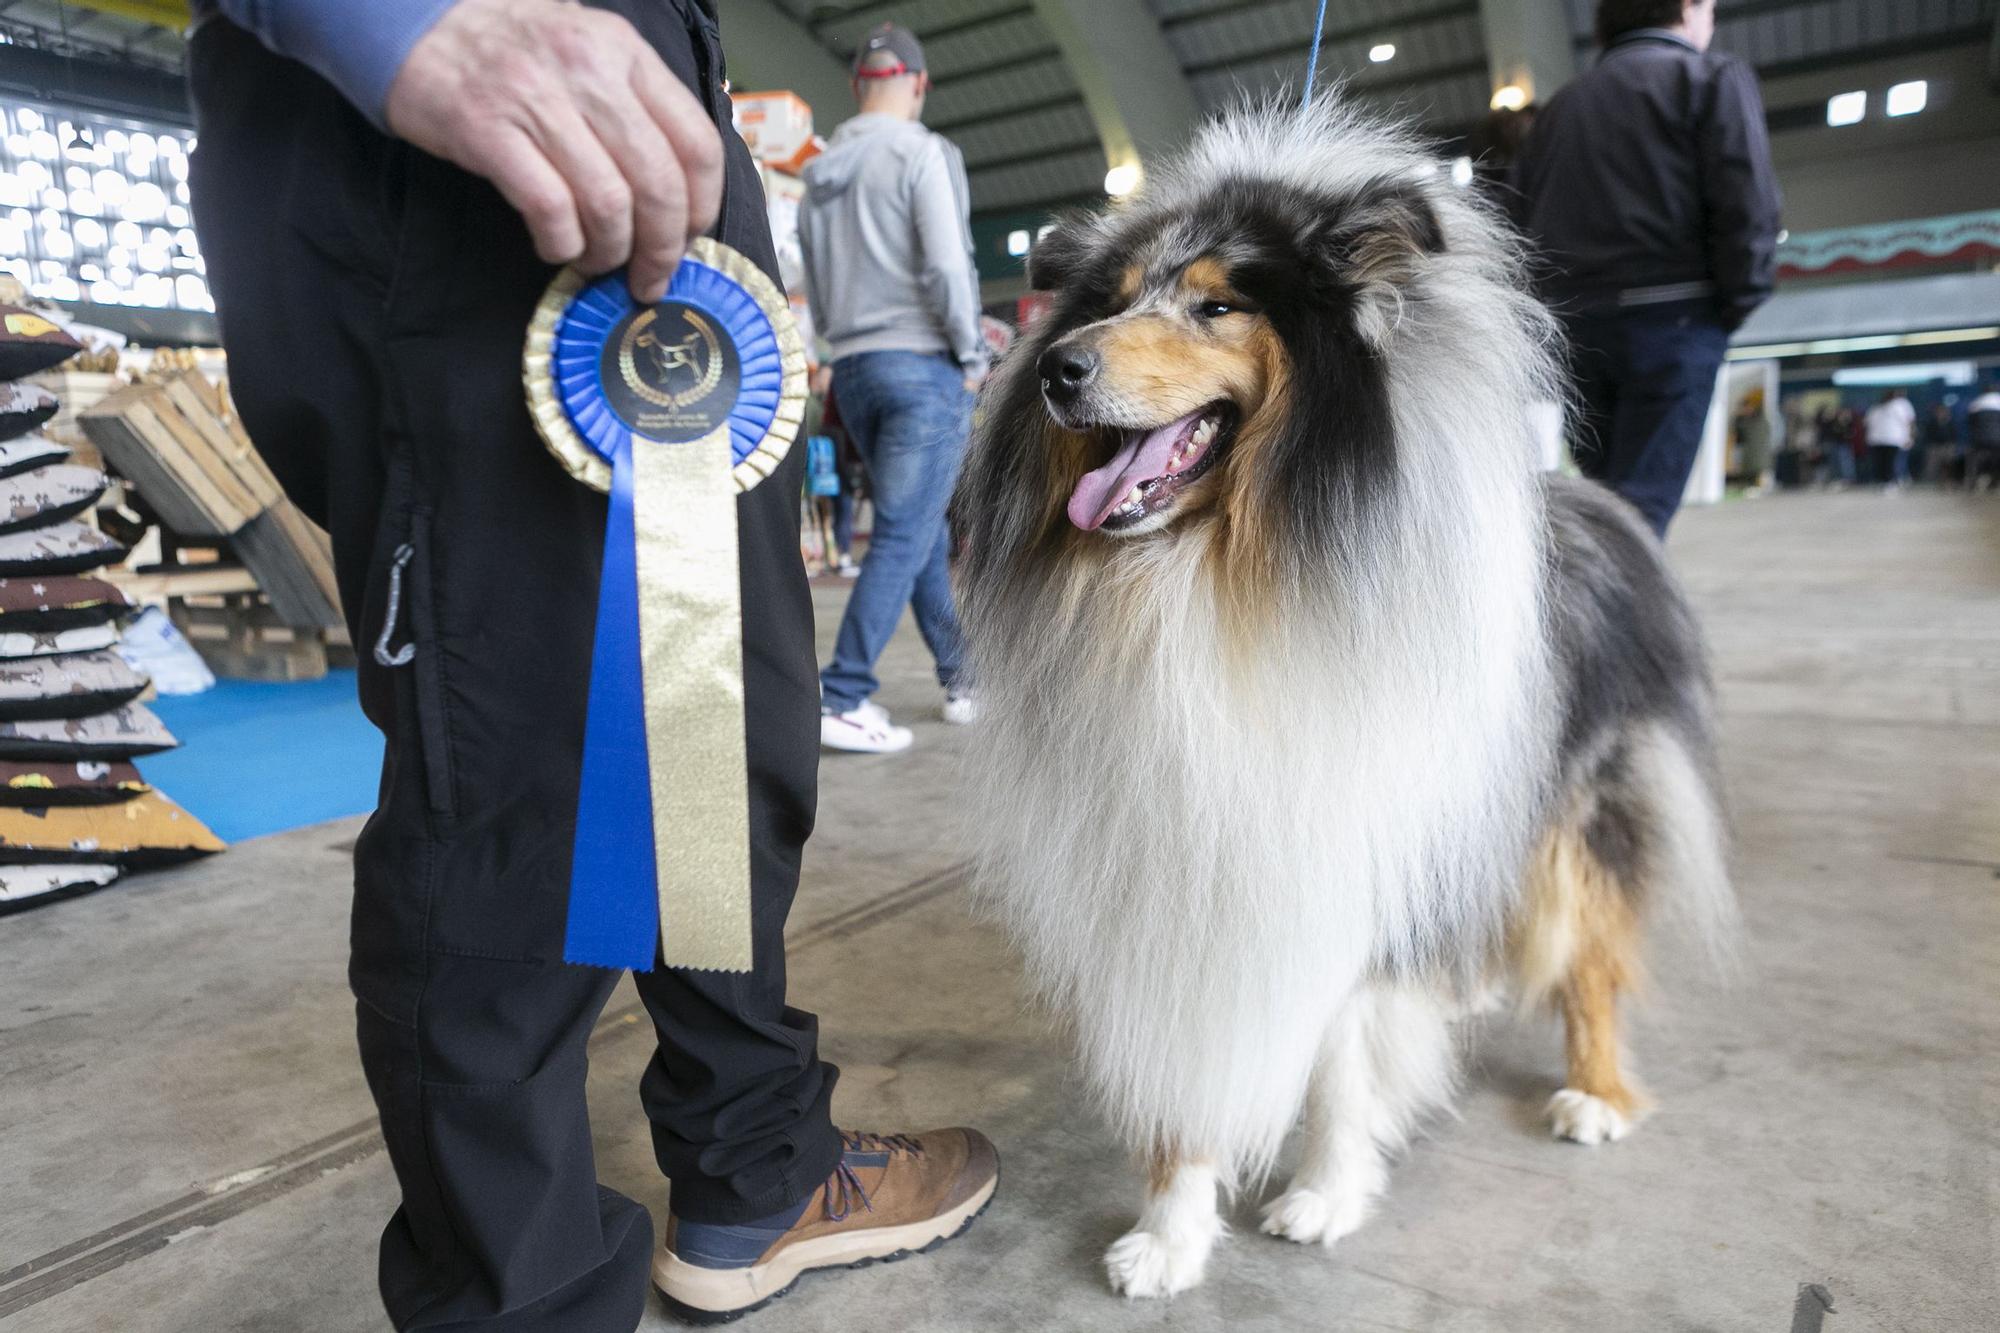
[1006,229,1030,257]
[1370,43,1395,63]
[1490,84,1527,112]
[1103,162,1142,198]
[1449,155,1474,187]
[1826,90,1866,126]
[1885,81,1926,117]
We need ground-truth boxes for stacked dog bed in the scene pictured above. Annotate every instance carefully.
[0,308,222,914]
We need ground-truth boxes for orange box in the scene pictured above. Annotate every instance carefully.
[731,91,816,170]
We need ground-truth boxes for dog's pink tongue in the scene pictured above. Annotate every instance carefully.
[1066,411,1200,531]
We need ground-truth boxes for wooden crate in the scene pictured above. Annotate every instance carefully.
[79,371,282,539]
[232,499,342,630]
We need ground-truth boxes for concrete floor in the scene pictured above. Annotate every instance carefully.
[3,490,1997,1332]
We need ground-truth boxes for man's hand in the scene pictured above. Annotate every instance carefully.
[810,364,833,398]
[963,371,986,395]
[385,0,723,303]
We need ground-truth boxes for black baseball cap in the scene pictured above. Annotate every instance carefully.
[853,23,926,78]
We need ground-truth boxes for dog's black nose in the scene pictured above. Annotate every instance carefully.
[1038,344,1099,403]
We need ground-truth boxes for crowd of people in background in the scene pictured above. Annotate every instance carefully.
[1775,383,2000,491]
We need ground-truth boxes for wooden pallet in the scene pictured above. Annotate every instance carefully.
[169,595,331,683]
[107,565,260,601]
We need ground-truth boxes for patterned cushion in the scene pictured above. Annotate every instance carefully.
[0,382,58,443]
[0,306,81,379]
[0,789,224,866]
[0,574,130,634]
[0,649,148,721]
[0,465,106,536]
[0,861,120,914]
[0,520,128,576]
[0,702,178,760]
[0,757,146,806]
[0,622,119,658]
[0,433,66,479]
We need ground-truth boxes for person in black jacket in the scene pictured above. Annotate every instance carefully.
[1511,0,1782,536]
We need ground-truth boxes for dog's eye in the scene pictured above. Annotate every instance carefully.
[1195,301,1235,320]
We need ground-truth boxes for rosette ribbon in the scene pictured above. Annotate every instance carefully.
[523,239,804,972]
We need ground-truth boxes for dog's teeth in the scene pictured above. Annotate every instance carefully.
[1126,485,1143,507]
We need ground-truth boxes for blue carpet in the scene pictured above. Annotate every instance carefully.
[144,670,380,844]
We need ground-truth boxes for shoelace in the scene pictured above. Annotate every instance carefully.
[822,1131,925,1222]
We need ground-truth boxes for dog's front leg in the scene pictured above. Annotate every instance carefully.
[1103,1149,1223,1298]
[1261,986,1455,1247]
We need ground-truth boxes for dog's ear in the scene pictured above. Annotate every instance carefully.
[1026,215,1093,292]
[1311,183,1446,347]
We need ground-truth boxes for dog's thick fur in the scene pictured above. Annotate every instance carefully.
[954,102,1734,1297]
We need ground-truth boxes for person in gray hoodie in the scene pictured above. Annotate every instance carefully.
[800,22,987,754]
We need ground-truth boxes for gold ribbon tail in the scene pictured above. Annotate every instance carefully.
[632,429,754,972]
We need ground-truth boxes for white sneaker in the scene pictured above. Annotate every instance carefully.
[941,691,977,726]
[820,699,914,754]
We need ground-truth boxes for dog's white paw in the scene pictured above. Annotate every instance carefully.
[1258,1183,1371,1247]
[1546,1088,1631,1145]
[1103,1223,1218,1299]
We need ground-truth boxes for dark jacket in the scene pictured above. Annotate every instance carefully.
[1510,29,1782,330]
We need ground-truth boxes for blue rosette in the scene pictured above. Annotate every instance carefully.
[523,239,805,973]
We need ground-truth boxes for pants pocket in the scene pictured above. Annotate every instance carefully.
[388,507,458,821]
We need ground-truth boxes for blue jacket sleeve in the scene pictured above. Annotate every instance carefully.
[207,0,460,129]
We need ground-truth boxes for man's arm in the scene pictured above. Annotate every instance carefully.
[1697,58,1783,331]
[908,137,989,384]
[203,0,457,131]
[212,0,722,303]
[795,207,836,395]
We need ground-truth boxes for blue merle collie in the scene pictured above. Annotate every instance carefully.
[953,102,1734,1296]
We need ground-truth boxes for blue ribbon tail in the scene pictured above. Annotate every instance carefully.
[564,433,660,971]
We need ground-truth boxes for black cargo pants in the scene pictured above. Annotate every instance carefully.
[187,4,841,1328]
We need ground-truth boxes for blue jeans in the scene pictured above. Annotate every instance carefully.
[1562,306,1731,537]
[819,351,971,712]
[831,488,854,558]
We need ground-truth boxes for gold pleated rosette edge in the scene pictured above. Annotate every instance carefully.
[521,237,808,495]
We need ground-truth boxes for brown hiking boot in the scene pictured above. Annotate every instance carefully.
[653,1128,999,1324]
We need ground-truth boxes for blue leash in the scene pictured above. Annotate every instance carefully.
[1302,0,1330,108]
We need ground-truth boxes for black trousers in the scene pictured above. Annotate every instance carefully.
[187,5,841,1328]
